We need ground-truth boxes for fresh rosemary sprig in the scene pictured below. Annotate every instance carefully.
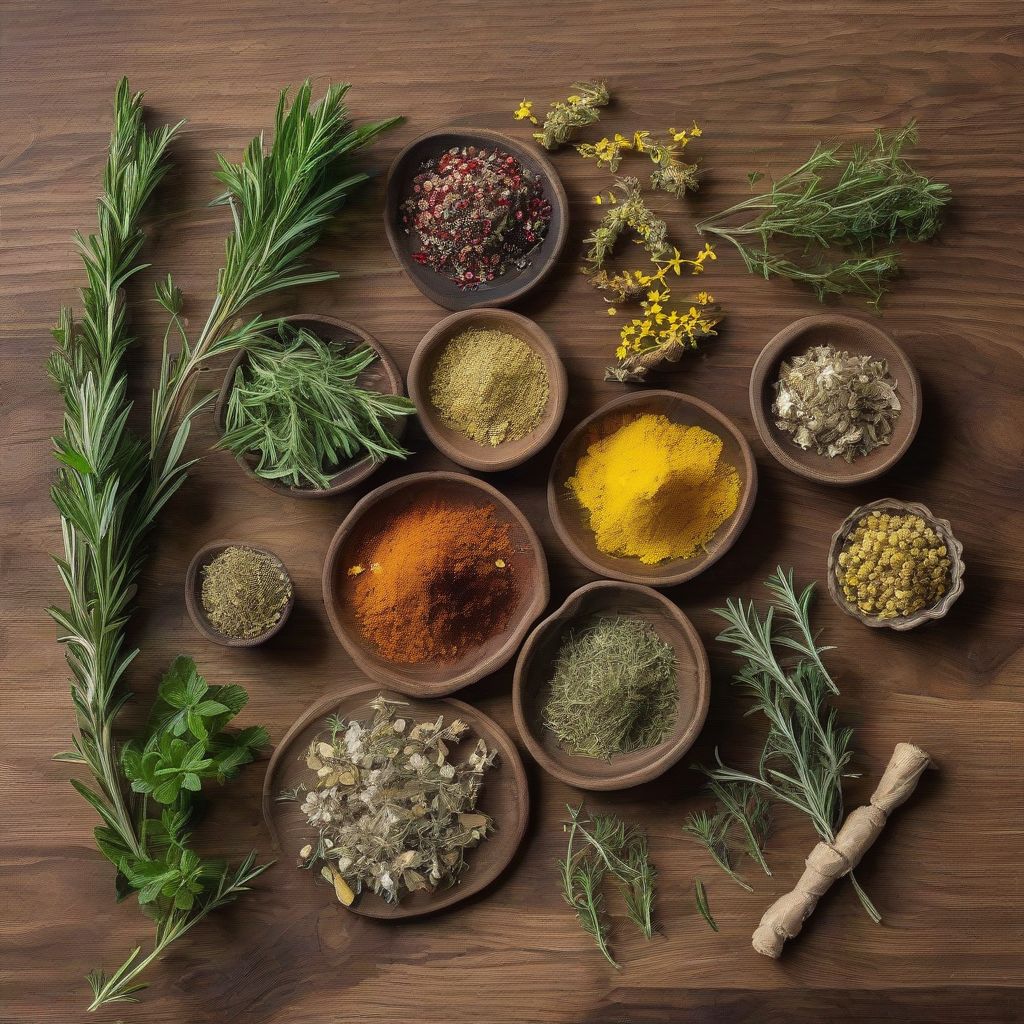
[703,567,881,922]
[150,80,401,464]
[560,804,657,967]
[682,808,752,892]
[220,325,414,489]
[696,122,950,307]
[48,78,398,1011]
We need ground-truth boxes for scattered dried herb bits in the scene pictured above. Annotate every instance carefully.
[429,327,550,446]
[772,344,901,462]
[400,145,552,289]
[201,546,292,639]
[836,511,951,619]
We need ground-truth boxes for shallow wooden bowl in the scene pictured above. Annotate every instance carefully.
[827,498,965,631]
[547,391,758,588]
[383,127,569,311]
[407,308,568,472]
[512,581,710,791]
[749,314,921,486]
[263,685,529,920]
[214,314,408,499]
[185,540,294,648]
[322,472,550,696]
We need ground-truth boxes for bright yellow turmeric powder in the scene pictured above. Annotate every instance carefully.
[567,413,740,564]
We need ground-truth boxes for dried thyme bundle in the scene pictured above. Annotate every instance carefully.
[772,344,901,461]
[201,545,292,639]
[584,177,670,271]
[289,696,496,905]
[533,81,610,150]
[543,615,678,759]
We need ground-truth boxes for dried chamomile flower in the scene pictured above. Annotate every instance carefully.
[285,696,497,906]
[533,81,610,150]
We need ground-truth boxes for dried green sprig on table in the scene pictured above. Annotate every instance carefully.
[560,804,657,967]
[219,325,414,489]
[683,781,772,891]
[47,79,398,1010]
[643,134,700,199]
[584,177,670,272]
[702,567,881,922]
[287,697,496,905]
[694,879,718,931]
[533,81,610,150]
[542,615,678,759]
[696,122,950,307]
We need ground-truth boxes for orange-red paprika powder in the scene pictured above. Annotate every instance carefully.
[344,499,519,664]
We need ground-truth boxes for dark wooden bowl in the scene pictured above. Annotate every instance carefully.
[512,581,710,791]
[407,307,568,472]
[827,498,965,631]
[749,314,921,486]
[185,540,294,648]
[263,685,529,920]
[547,391,758,587]
[383,127,569,311]
[214,314,408,499]
[322,472,550,696]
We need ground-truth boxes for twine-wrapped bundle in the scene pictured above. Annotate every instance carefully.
[752,742,932,958]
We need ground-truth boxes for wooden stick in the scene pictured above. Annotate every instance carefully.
[752,742,932,958]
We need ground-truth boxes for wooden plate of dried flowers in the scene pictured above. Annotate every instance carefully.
[322,472,550,696]
[513,581,710,791]
[214,313,410,499]
[407,307,568,472]
[185,540,294,647]
[547,391,757,588]
[750,314,921,486]
[263,685,529,919]
[827,497,965,630]
[383,127,569,311]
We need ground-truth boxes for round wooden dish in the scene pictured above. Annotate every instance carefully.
[185,540,294,647]
[512,581,710,791]
[263,685,529,920]
[322,472,550,696]
[407,308,568,472]
[827,498,965,631]
[214,314,408,499]
[749,314,921,486]
[547,391,758,587]
[383,127,569,311]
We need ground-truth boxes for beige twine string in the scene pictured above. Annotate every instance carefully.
[752,742,932,958]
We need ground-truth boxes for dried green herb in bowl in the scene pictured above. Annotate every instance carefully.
[219,324,415,490]
[543,614,678,759]
[200,545,293,641]
[286,696,496,906]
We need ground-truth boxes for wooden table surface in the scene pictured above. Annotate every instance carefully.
[2,2,1022,1022]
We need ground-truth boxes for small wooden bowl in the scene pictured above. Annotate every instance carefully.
[512,581,710,791]
[548,391,758,588]
[383,127,569,311]
[185,540,294,647]
[407,308,568,472]
[214,314,408,499]
[827,498,965,631]
[322,472,550,696]
[263,685,529,920]
[749,314,921,486]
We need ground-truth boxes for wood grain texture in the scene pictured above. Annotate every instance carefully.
[1,1,1022,1022]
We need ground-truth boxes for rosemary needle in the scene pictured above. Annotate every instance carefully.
[695,879,718,932]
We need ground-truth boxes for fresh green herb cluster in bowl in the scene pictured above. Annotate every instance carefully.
[220,325,415,490]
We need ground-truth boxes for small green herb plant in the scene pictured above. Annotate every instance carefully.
[220,325,414,489]
[696,122,950,307]
[559,804,656,968]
